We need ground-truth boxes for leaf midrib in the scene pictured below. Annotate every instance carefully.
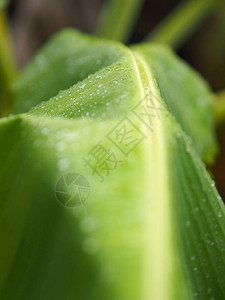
[130,49,175,300]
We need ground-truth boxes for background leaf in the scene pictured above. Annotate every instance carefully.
[96,0,144,42]
[146,0,219,49]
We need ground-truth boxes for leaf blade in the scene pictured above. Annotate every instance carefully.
[1,30,225,300]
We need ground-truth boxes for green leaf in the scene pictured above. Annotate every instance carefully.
[132,43,218,163]
[11,29,217,162]
[11,29,129,114]
[1,30,224,299]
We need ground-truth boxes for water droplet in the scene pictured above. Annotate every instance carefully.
[58,158,69,171]
[82,238,99,255]
[36,54,46,66]
[80,217,98,233]
[41,127,49,135]
[56,141,66,151]
[186,220,191,227]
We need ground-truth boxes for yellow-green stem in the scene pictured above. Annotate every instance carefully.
[215,91,225,126]
[96,0,144,43]
[0,9,17,115]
